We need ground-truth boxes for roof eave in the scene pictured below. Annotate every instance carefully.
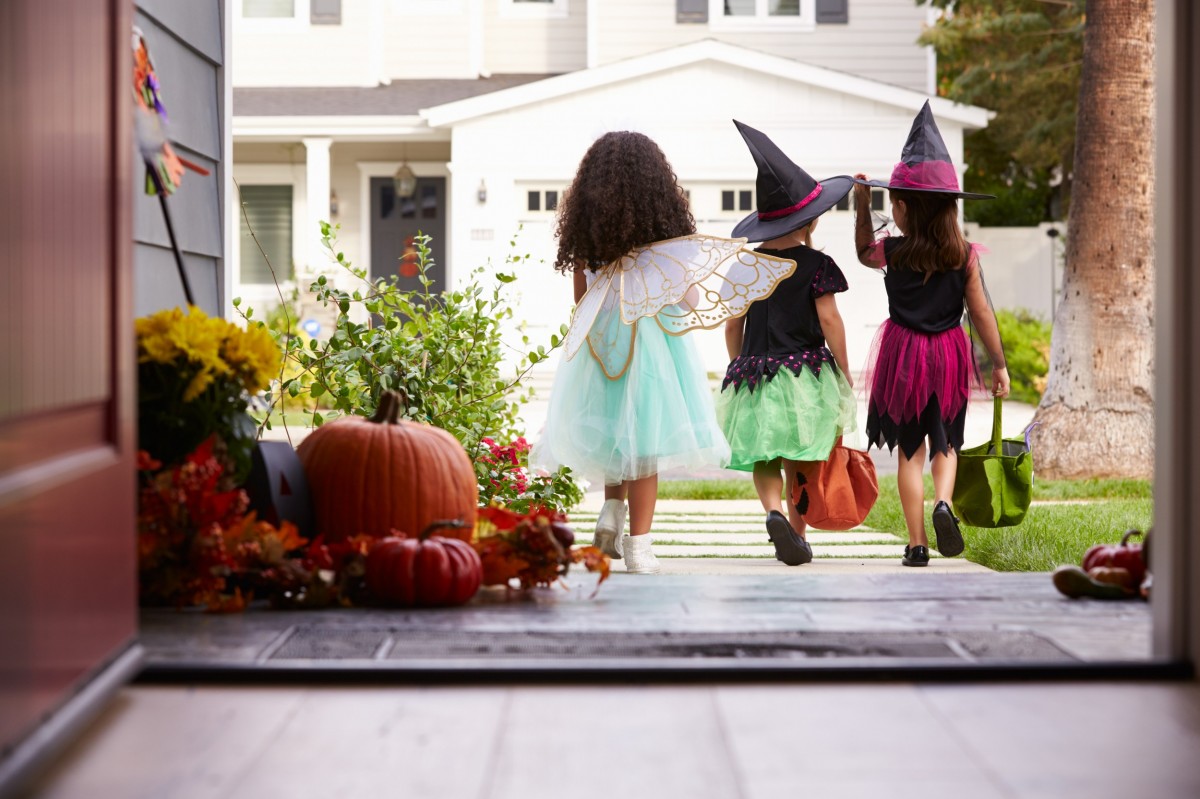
[421,39,992,129]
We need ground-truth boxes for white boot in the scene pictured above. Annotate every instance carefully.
[623,533,661,574]
[592,499,626,559]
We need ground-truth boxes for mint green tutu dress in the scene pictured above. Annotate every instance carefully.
[715,244,857,471]
[531,235,799,486]
[533,315,730,486]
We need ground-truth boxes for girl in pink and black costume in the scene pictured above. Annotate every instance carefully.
[854,102,1010,567]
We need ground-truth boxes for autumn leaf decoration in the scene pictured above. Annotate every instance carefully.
[474,506,610,596]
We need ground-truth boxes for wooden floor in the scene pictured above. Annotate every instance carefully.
[25,681,1200,798]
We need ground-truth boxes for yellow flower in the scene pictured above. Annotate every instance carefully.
[182,369,216,402]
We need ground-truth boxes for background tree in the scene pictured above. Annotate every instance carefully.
[1030,0,1155,479]
[919,0,1083,224]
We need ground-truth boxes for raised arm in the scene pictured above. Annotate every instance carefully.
[963,258,1011,398]
[853,175,882,268]
[815,294,853,389]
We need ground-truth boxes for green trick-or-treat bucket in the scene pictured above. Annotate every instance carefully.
[952,397,1035,528]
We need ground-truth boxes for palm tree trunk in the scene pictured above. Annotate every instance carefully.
[1032,0,1155,479]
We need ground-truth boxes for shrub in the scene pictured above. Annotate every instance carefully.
[990,309,1052,404]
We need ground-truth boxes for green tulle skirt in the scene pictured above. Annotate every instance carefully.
[715,364,857,471]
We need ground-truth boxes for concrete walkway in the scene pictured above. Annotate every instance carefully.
[576,494,994,574]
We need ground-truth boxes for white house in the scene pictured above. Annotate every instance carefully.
[231,0,991,372]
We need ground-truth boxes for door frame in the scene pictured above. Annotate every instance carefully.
[1152,0,1200,666]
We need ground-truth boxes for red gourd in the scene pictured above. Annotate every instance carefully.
[365,521,482,607]
[1081,530,1146,585]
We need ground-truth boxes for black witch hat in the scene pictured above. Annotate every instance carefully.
[730,120,854,243]
[854,101,994,200]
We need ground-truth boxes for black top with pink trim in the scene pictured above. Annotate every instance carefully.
[881,237,968,334]
[721,244,848,393]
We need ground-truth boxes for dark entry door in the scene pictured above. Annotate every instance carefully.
[370,176,447,291]
[0,0,139,781]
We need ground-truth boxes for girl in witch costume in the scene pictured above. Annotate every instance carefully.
[715,121,858,566]
[853,101,1010,567]
[530,131,795,574]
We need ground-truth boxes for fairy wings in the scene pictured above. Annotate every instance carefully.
[562,234,797,379]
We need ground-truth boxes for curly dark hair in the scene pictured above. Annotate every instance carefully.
[554,131,695,273]
[889,189,971,274]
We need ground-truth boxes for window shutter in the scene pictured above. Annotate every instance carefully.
[815,0,848,24]
[311,0,342,25]
[676,0,708,24]
[239,186,293,284]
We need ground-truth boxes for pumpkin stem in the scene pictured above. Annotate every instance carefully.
[420,519,468,540]
[1121,529,1144,547]
[371,390,402,425]
[370,389,413,425]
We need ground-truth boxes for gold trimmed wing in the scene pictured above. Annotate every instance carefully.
[561,235,796,378]
[617,235,796,334]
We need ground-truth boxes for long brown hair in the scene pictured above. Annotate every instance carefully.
[889,189,971,274]
[554,131,695,273]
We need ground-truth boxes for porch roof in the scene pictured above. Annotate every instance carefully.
[233,75,554,117]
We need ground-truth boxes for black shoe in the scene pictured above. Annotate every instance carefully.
[931,501,965,557]
[766,511,812,566]
[902,545,930,567]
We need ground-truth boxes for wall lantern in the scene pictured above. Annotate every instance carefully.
[393,162,417,200]
[329,189,340,218]
[477,179,487,204]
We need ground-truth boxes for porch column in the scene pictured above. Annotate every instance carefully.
[302,136,332,276]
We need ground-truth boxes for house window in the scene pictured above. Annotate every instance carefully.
[310,0,341,24]
[834,189,886,212]
[708,0,814,29]
[239,185,293,284]
[721,189,754,212]
[522,187,566,217]
[243,0,296,18]
[500,0,569,19]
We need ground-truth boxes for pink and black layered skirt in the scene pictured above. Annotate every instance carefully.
[863,318,981,459]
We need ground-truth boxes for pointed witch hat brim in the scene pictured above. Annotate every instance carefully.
[855,101,995,200]
[730,119,855,242]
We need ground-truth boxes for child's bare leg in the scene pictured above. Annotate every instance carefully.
[930,448,957,505]
[625,474,658,536]
[604,483,628,502]
[897,443,928,547]
[752,459,785,515]
[781,460,809,539]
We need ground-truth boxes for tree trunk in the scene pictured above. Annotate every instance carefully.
[1031,0,1155,479]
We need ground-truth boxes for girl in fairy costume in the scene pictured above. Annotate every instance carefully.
[530,131,795,573]
[854,101,1010,567]
[715,121,858,566]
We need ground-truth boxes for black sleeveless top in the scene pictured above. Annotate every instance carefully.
[721,245,848,393]
[882,237,967,333]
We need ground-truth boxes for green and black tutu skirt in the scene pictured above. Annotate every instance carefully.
[715,349,857,472]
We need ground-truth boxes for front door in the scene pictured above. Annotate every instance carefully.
[370,176,447,292]
[0,0,138,778]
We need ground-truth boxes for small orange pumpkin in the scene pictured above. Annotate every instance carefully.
[297,390,477,542]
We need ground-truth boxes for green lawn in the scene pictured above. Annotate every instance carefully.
[658,475,1152,572]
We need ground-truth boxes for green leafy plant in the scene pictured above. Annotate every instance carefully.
[995,309,1052,404]
[245,224,581,514]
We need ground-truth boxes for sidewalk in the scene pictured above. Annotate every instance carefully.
[575,495,994,574]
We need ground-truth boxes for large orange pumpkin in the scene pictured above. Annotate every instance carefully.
[296,390,477,542]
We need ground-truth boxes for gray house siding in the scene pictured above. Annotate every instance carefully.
[133,0,228,316]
